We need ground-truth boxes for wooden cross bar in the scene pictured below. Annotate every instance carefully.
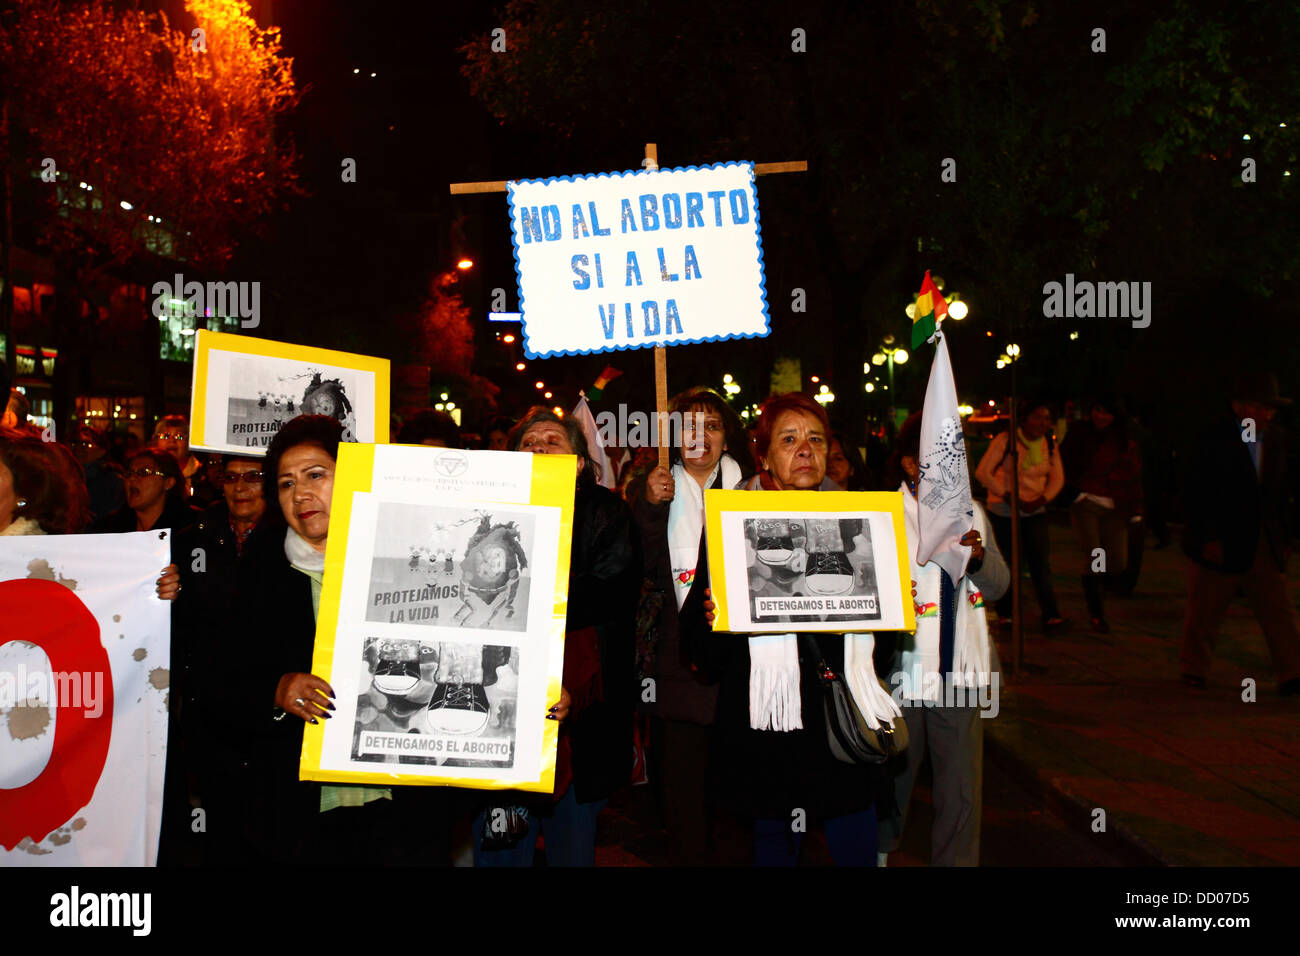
[449,143,807,468]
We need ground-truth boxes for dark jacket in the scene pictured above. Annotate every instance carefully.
[221,526,322,861]
[562,478,640,802]
[1181,408,1290,573]
[1060,421,1143,515]
[175,503,278,732]
[681,543,888,820]
[628,474,721,725]
[82,458,125,524]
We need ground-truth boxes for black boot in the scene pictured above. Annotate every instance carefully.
[1082,574,1109,633]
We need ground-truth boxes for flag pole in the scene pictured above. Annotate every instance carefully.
[1008,355,1023,673]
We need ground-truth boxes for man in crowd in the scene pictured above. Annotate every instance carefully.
[153,413,215,501]
[1180,371,1300,697]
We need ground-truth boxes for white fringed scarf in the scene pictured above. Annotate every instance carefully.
[667,454,742,609]
[748,632,901,732]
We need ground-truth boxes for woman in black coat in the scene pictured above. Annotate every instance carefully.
[222,415,447,866]
[471,406,639,866]
[681,393,896,866]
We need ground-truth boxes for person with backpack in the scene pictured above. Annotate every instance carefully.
[974,399,1066,632]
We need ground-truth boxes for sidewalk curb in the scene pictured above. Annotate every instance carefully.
[983,716,1174,867]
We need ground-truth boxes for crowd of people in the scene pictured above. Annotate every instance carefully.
[1,367,1296,867]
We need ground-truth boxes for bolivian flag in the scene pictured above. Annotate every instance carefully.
[911,270,949,349]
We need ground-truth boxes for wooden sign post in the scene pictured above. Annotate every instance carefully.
[450,144,806,469]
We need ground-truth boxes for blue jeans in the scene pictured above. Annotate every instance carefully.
[753,807,878,866]
[472,787,607,867]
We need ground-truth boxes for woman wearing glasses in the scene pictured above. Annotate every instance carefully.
[91,446,197,535]
[174,455,274,863]
[221,415,452,865]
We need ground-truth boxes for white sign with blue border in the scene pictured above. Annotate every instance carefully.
[508,161,770,359]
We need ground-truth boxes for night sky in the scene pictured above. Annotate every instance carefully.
[219,0,1299,443]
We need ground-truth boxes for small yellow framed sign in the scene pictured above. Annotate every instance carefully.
[299,444,575,792]
[189,329,390,455]
[703,490,916,633]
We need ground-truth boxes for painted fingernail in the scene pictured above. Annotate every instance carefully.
[310,718,319,725]
[546,714,557,720]
[322,713,332,719]
[326,702,336,711]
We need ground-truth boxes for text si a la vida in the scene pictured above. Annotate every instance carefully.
[515,187,755,343]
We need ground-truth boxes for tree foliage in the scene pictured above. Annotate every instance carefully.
[460,0,1300,411]
[2,0,300,272]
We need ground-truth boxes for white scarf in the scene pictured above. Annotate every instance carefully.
[749,632,901,732]
[895,482,993,700]
[285,527,325,573]
[667,454,742,609]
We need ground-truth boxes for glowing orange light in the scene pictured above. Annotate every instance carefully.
[502,334,516,343]
[516,362,526,371]
[810,375,819,383]
[552,407,563,417]
[544,391,553,399]
[457,259,474,270]
[535,381,544,389]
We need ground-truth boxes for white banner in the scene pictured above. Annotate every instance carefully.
[0,532,171,866]
[915,333,975,583]
[508,161,771,358]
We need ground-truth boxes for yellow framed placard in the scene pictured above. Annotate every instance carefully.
[703,490,916,633]
[189,329,390,455]
[300,444,575,792]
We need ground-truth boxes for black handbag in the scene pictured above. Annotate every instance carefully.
[800,635,908,765]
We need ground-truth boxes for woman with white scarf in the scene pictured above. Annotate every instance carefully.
[229,415,456,865]
[682,393,900,866]
[877,412,1009,866]
[629,386,750,864]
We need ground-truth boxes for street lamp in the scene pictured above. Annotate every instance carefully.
[874,335,908,394]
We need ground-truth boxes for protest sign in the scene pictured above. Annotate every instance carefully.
[300,444,574,792]
[703,490,916,634]
[1,532,171,866]
[508,161,770,358]
[189,329,390,455]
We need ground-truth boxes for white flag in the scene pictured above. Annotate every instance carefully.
[572,394,615,489]
[915,333,975,583]
[0,532,171,866]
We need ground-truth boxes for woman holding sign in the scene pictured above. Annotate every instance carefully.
[471,407,638,867]
[625,386,752,864]
[682,393,900,866]
[228,415,451,865]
